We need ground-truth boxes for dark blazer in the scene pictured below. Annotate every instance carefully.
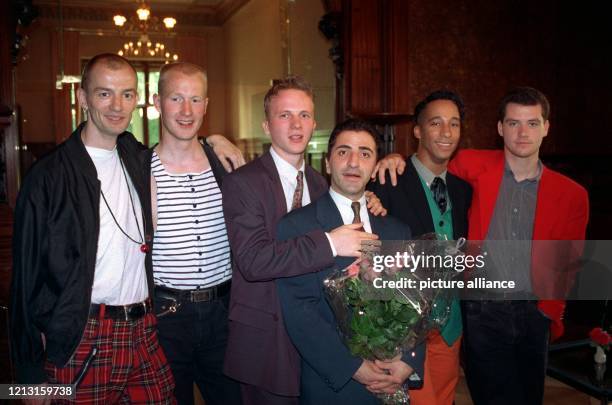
[276,193,425,404]
[221,152,335,396]
[369,158,472,239]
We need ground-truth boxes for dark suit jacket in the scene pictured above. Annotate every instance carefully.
[276,192,425,404]
[221,151,335,396]
[369,158,471,240]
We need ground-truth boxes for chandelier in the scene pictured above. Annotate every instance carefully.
[113,1,179,63]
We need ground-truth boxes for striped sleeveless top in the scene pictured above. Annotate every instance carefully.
[152,151,231,289]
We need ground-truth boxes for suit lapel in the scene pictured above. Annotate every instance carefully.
[315,192,344,232]
[476,155,505,239]
[260,151,289,216]
[315,193,354,269]
[369,210,386,237]
[305,165,327,200]
[532,166,554,240]
[402,160,435,233]
[446,174,466,239]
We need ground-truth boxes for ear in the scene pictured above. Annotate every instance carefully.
[262,120,271,136]
[203,97,209,115]
[413,125,421,140]
[77,87,88,111]
[497,121,504,137]
[543,120,550,138]
[325,157,331,175]
[153,93,161,114]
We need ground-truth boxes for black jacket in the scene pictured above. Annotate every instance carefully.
[10,123,154,383]
[368,158,472,239]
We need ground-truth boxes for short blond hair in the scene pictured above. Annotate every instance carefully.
[263,75,314,119]
[158,62,208,96]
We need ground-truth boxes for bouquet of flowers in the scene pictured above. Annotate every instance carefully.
[324,234,463,404]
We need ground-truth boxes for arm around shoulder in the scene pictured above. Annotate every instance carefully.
[222,174,334,282]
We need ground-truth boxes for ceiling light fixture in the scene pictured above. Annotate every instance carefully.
[113,0,178,63]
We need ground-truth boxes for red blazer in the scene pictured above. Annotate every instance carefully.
[221,152,333,396]
[449,149,589,340]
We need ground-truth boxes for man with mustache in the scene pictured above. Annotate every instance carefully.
[369,90,472,405]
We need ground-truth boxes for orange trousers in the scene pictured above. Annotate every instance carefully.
[409,330,461,405]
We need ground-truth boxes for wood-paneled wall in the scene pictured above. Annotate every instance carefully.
[338,0,612,157]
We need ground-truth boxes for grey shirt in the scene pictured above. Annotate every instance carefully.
[483,160,542,293]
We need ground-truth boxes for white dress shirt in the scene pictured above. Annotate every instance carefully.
[270,146,311,211]
[329,188,372,233]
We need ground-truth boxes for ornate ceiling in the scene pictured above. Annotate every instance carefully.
[34,0,250,29]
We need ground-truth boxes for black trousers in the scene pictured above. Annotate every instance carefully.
[154,289,242,405]
[462,300,550,405]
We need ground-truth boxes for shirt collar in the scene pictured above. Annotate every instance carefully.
[329,188,367,213]
[411,154,447,186]
[504,159,543,183]
[270,146,305,178]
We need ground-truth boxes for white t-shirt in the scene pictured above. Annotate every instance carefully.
[85,145,148,305]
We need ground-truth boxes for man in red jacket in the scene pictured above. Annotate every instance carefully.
[375,87,589,405]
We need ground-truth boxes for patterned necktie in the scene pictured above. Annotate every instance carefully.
[291,171,304,211]
[351,201,365,231]
[430,177,447,213]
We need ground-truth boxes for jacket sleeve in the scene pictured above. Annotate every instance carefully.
[537,184,590,341]
[222,173,334,282]
[10,174,50,383]
[276,215,362,392]
[400,343,425,389]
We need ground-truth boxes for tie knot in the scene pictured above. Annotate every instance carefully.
[296,170,303,182]
[430,177,447,213]
[351,201,360,216]
[351,201,365,230]
[431,176,444,189]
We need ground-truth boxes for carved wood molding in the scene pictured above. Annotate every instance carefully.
[34,0,249,27]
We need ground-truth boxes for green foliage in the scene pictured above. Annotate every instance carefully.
[344,276,419,360]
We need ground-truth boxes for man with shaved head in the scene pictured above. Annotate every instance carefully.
[10,54,243,404]
[11,53,175,403]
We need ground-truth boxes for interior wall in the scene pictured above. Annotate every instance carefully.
[16,21,224,145]
[223,0,335,149]
[288,0,335,134]
[342,0,612,157]
[223,0,283,144]
[15,24,55,144]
